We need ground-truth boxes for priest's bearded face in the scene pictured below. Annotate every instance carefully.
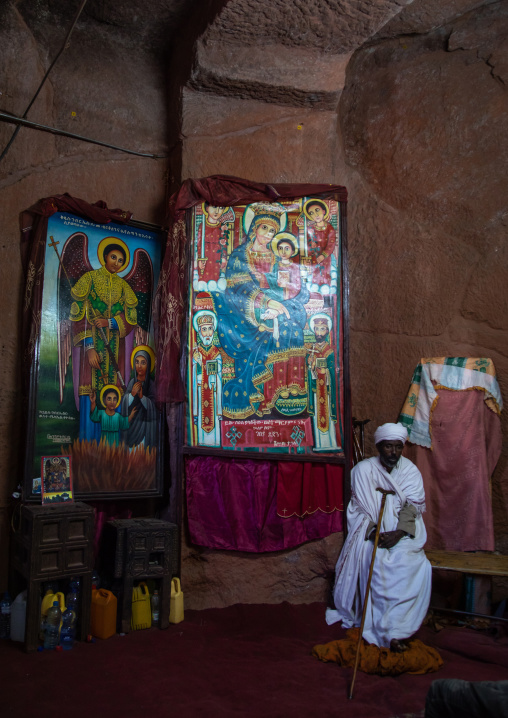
[377,440,404,470]
[314,322,329,342]
[199,323,214,346]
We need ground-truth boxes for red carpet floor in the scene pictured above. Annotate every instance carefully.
[2,602,507,718]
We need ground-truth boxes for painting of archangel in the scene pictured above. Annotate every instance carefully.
[186,197,345,456]
[31,212,162,498]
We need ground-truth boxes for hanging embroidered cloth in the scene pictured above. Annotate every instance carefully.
[399,357,502,448]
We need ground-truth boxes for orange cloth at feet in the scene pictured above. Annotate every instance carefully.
[312,628,443,676]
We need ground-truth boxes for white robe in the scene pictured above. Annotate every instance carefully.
[326,455,431,648]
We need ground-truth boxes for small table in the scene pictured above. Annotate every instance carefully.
[11,502,95,652]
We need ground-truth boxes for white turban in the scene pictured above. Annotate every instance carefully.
[374,422,408,445]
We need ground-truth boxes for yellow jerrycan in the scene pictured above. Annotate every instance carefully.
[41,590,66,616]
[131,581,151,630]
[169,577,184,624]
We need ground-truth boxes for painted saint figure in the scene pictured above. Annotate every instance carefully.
[120,345,157,449]
[58,232,154,443]
[216,203,310,419]
[68,239,137,440]
[192,305,223,447]
[90,385,137,447]
[196,203,233,289]
[307,313,339,451]
[304,199,337,288]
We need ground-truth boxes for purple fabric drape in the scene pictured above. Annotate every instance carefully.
[90,502,133,559]
[185,456,343,552]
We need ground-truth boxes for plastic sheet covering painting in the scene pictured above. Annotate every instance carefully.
[27,212,163,499]
[186,197,345,456]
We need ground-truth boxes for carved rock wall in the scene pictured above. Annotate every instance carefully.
[0,4,169,590]
[343,2,508,601]
[179,1,508,608]
[1,0,507,611]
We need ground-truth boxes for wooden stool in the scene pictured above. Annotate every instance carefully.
[11,502,95,652]
[103,518,178,633]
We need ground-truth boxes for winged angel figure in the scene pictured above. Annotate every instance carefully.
[57,232,153,443]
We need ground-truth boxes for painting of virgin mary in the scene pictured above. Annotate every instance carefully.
[216,203,309,419]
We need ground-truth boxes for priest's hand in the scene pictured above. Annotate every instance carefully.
[378,530,406,549]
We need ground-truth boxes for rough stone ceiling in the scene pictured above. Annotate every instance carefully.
[13,0,501,108]
[15,0,498,51]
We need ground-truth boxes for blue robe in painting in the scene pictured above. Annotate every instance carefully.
[214,241,310,419]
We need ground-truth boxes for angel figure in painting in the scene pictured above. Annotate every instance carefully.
[57,233,153,443]
[195,203,235,292]
[307,313,339,452]
[192,294,223,447]
[120,345,157,449]
[302,199,337,290]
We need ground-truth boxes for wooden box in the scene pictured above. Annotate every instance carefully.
[11,502,95,651]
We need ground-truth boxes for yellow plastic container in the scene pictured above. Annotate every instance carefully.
[41,590,66,617]
[91,588,117,639]
[131,582,151,630]
[169,577,184,624]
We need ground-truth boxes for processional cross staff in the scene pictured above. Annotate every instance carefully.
[349,487,396,700]
[48,235,126,390]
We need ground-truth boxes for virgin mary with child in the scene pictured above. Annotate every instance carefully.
[216,203,309,419]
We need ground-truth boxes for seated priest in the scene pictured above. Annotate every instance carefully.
[326,422,432,652]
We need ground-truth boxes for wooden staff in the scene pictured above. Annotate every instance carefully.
[349,487,395,700]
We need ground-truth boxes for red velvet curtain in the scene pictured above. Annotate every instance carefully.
[186,456,343,552]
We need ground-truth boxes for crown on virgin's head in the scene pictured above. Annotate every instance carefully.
[252,202,285,215]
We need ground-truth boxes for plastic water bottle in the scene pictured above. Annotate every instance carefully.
[59,608,76,650]
[151,590,160,625]
[43,600,62,650]
[91,570,101,589]
[69,577,81,599]
[66,586,79,620]
[0,592,12,639]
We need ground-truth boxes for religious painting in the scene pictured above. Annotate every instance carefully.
[41,455,73,504]
[23,212,164,500]
[184,196,347,457]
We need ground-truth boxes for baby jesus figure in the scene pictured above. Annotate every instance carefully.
[269,233,301,301]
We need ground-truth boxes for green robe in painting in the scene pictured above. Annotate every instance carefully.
[90,407,130,447]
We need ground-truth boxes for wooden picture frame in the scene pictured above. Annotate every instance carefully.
[182,193,351,469]
[22,210,165,501]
